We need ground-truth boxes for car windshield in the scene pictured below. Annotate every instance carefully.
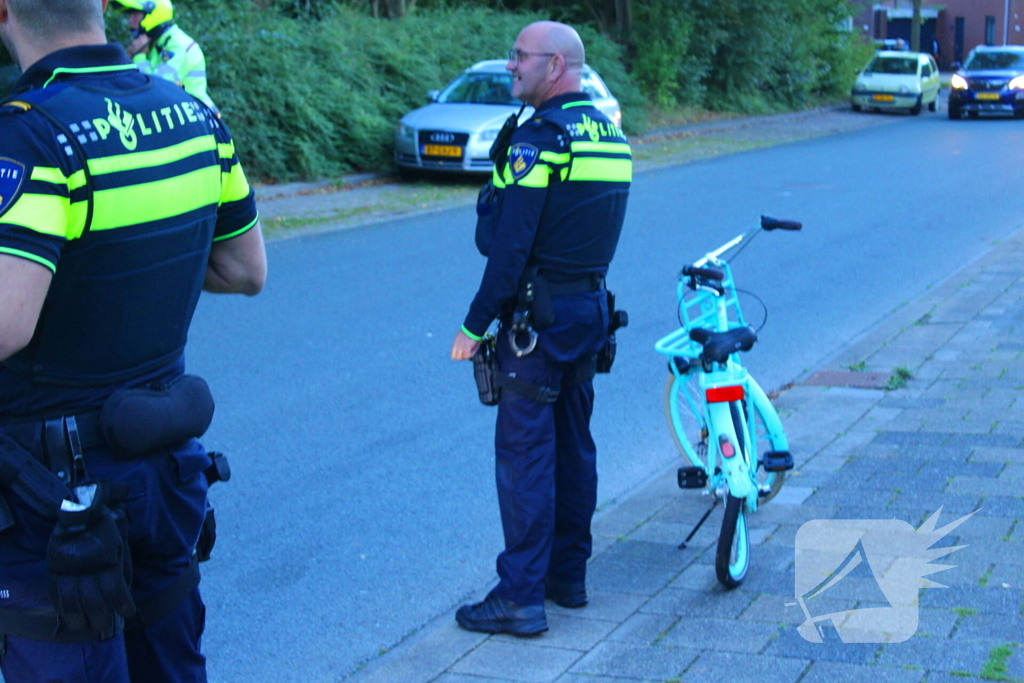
[964,51,1024,70]
[866,57,918,75]
[439,73,520,105]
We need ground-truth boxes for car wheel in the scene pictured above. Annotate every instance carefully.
[928,99,937,112]
[910,97,922,116]
[852,103,861,112]
[948,105,961,120]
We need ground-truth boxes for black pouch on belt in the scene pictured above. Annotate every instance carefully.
[99,375,215,458]
[472,334,501,406]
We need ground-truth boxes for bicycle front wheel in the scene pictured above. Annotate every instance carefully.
[747,389,787,504]
[715,495,749,588]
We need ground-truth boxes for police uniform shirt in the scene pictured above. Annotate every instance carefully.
[0,44,257,415]
[463,92,631,338]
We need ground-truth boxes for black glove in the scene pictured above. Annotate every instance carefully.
[46,482,136,633]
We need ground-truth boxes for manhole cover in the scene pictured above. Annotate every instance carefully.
[801,370,889,389]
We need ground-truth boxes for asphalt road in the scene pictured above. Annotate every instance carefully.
[185,111,1024,683]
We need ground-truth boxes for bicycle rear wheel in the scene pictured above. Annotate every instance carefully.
[715,494,749,588]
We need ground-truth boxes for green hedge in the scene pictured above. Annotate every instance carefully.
[2,1,865,182]
[168,4,639,182]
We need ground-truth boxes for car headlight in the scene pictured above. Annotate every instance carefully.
[395,123,415,141]
[852,81,867,93]
[951,74,969,90]
[898,85,911,94]
[479,128,500,142]
[1010,75,1024,90]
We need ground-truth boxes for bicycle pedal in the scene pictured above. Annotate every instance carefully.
[757,484,773,497]
[762,450,794,472]
[678,466,708,489]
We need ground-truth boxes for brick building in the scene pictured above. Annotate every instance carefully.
[854,1,1024,69]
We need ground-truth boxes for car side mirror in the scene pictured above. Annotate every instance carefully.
[426,90,440,103]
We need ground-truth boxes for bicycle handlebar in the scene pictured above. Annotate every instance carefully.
[760,215,802,231]
[681,265,725,281]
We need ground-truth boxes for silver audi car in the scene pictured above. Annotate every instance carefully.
[394,59,622,175]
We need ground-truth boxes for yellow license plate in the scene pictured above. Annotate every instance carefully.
[423,145,462,157]
[872,94,895,102]
[976,92,1001,101]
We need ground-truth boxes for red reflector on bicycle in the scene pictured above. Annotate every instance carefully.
[706,386,744,403]
[719,435,736,458]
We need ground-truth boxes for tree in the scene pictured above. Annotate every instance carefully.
[911,0,921,52]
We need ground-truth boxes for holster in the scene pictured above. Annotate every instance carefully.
[100,374,214,458]
[472,335,501,406]
[0,435,72,522]
[596,290,628,374]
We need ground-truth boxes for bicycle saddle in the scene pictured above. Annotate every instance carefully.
[690,326,758,364]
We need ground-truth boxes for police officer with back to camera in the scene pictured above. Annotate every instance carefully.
[0,0,266,681]
[450,20,631,635]
[108,0,219,114]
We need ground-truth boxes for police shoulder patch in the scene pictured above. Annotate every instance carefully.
[161,50,175,62]
[0,157,27,219]
[508,143,539,181]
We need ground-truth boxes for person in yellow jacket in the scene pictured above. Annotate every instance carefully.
[109,0,219,113]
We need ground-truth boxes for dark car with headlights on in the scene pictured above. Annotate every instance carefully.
[948,45,1024,119]
[394,59,621,175]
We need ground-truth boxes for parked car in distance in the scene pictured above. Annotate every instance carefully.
[394,59,621,175]
[948,45,1024,119]
[850,51,941,115]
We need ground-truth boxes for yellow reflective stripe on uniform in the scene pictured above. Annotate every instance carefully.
[515,162,552,188]
[561,101,591,108]
[0,247,56,273]
[539,151,570,165]
[89,135,218,175]
[30,167,89,192]
[570,142,631,156]
[92,165,221,230]
[568,157,632,182]
[212,215,259,242]
[30,166,66,184]
[0,194,69,237]
[218,142,236,159]
[221,162,251,205]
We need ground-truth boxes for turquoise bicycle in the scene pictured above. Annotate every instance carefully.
[654,216,801,588]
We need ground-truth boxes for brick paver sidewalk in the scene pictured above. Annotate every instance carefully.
[352,229,1024,683]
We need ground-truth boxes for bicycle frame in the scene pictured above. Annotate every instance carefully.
[654,230,789,513]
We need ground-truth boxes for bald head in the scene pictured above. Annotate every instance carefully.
[508,21,585,106]
[524,21,584,67]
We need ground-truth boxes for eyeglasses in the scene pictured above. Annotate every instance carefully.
[507,49,555,65]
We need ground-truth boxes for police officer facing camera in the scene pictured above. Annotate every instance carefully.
[450,21,631,635]
[0,0,266,681]
[108,0,218,113]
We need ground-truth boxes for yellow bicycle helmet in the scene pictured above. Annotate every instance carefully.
[109,0,174,34]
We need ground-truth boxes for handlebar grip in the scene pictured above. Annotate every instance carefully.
[682,265,725,281]
[761,215,802,231]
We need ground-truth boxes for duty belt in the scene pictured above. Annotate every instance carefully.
[0,412,105,483]
[546,273,605,297]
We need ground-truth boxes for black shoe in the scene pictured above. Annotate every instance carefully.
[545,578,588,608]
[455,592,548,635]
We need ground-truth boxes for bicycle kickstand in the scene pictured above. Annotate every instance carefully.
[679,497,720,550]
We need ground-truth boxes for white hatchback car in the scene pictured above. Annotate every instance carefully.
[850,51,941,115]
[394,59,621,175]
